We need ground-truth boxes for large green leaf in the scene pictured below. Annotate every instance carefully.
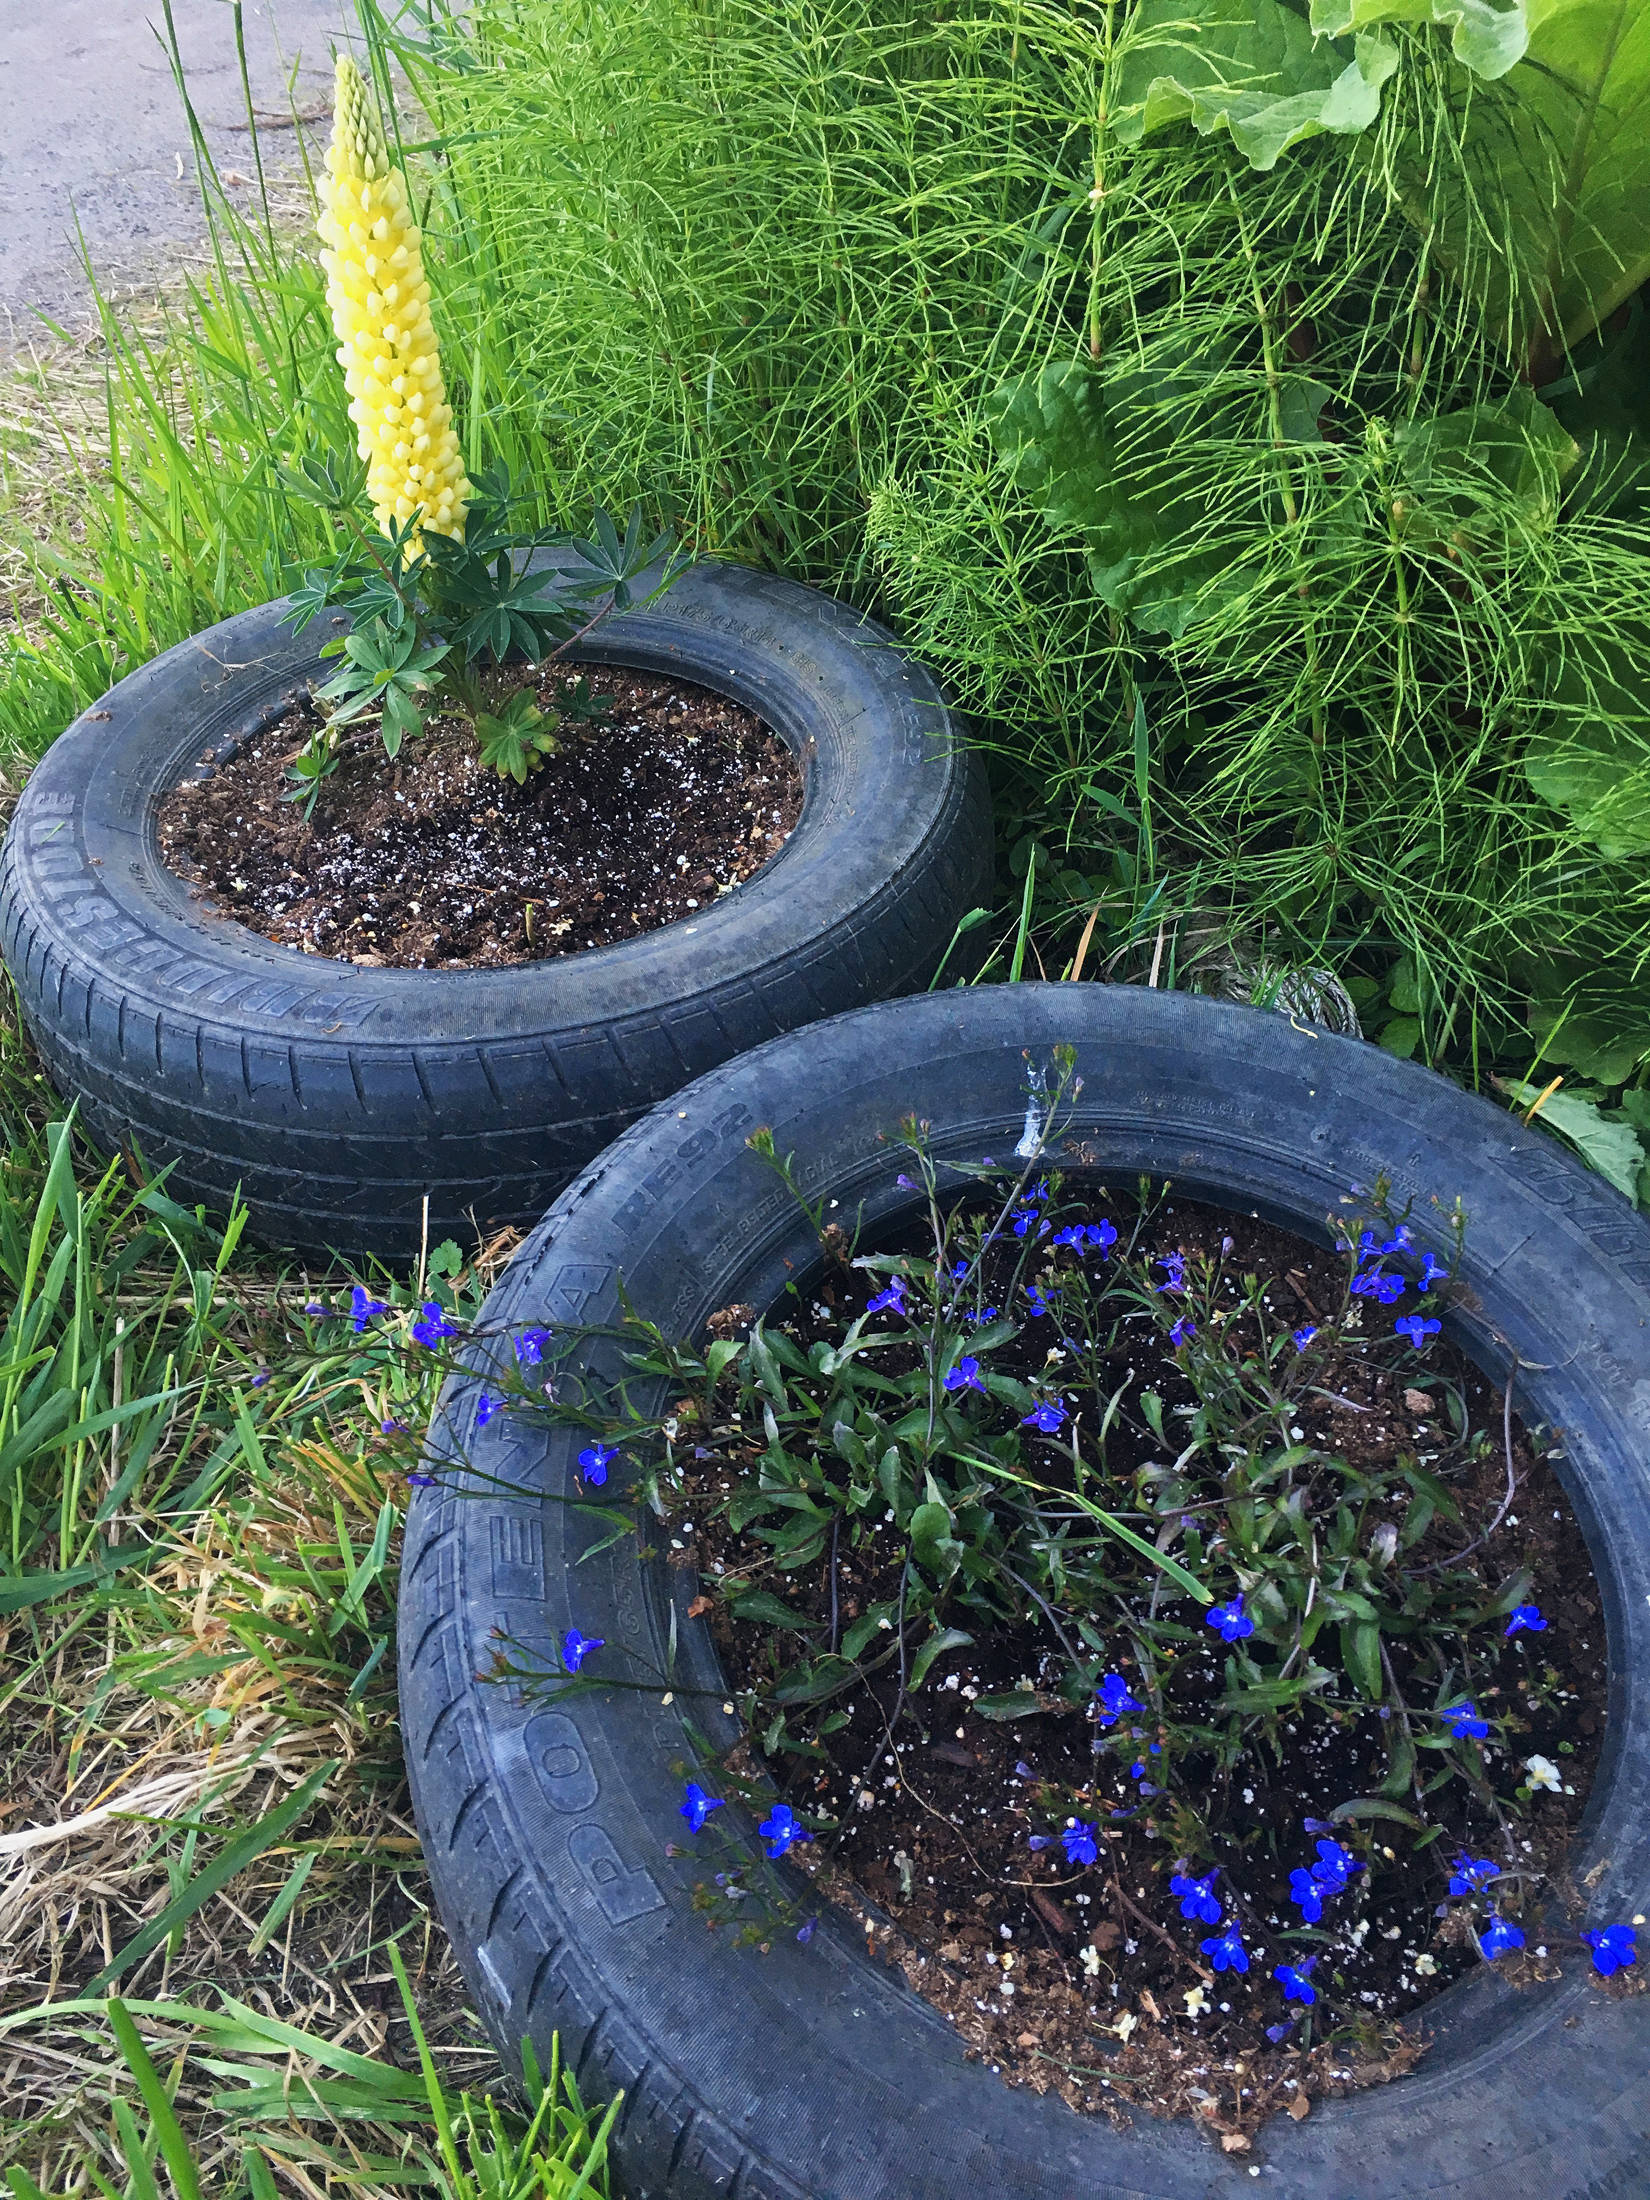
[1425,0,1650,370]
[985,357,1274,636]
[1523,627,1650,859]
[1527,997,1650,1082]
[1504,1080,1647,1201]
[1391,389,1577,545]
[1309,0,1530,77]
[1114,0,1400,169]
[1130,0,1650,369]
[1548,296,1650,519]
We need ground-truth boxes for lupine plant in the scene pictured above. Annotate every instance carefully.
[276,55,676,811]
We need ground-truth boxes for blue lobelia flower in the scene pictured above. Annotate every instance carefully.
[943,1355,986,1395]
[1053,1220,1118,1255]
[410,1300,460,1348]
[1011,1194,1051,1239]
[758,1802,812,1859]
[407,1470,438,1489]
[304,1298,327,1316]
[1480,1915,1525,1960]
[965,1305,1000,1324]
[1201,1923,1249,1973]
[514,1326,552,1365]
[796,1916,817,1943]
[1289,1870,1326,1923]
[1095,1673,1143,1725]
[1351,1267,1407,1305]
[1171,1870,1222,1923]
[1361,1225,1413,1257]
[1169,1316,1196,1348]
[680,1781,724,1832]
[1025,1285,1059,1319]
[1292,1324,1319,1350]
[1154,1252,1187,1293]
[1582,1924,1638,1977]
[475,1393,501,1429]
[562,1627,603,1673]
[1206,1596,1255,1643]
[1021,1399,1067,1433]
[1419,1251,1449,1291]
[1443,1700,1490,1740]
[1396,1313,1443,1347]
[1309,1838,1359,1893]
[1505,1603,1546,1637]
[1027,1833,1053,1851]
[351,1284,389,1332]
[1274,1959,1318,2005]
[578,1442,617,1485]
[866,1276,909,1316]
[1061,1818,1100,1867]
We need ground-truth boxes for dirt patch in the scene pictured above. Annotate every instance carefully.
[667,1191,1613,2143]
[156,663,803,969]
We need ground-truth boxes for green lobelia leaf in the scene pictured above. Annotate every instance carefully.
[1309,0,1530,78]
[1328,1794,1425,1826]
[971,1689,1047,1720]
[1112,0,1400,171]
[909,1499,964,1582]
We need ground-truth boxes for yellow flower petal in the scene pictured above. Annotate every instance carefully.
[317,54,470,548]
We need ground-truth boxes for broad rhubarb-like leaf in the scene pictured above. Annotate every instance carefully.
[1113,0,1400,169]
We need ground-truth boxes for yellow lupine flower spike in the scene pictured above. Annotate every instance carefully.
[317,53,470,553]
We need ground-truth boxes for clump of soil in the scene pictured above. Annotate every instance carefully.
[157,664,803,969]
[668,1193,1614,2145]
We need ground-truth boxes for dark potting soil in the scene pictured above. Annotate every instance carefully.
[156,665,802,969]
[666,1195,1618,2146]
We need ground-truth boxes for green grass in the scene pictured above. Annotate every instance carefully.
[0,978,616,2191]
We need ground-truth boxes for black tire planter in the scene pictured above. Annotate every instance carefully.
[400,984,1650,2200]
[0,559,990,1262]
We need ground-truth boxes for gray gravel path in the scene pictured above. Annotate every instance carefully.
[0,0,358,344]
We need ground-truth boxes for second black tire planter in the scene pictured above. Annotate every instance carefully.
[0,559,990,1261]
[400,984,1650,2200]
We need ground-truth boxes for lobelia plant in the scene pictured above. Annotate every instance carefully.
[364,1047,1629,2100]
[278,54,676,815]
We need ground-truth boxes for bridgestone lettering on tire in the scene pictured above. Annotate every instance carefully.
[0,561,991,1261]
[400,985,1650,2200]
